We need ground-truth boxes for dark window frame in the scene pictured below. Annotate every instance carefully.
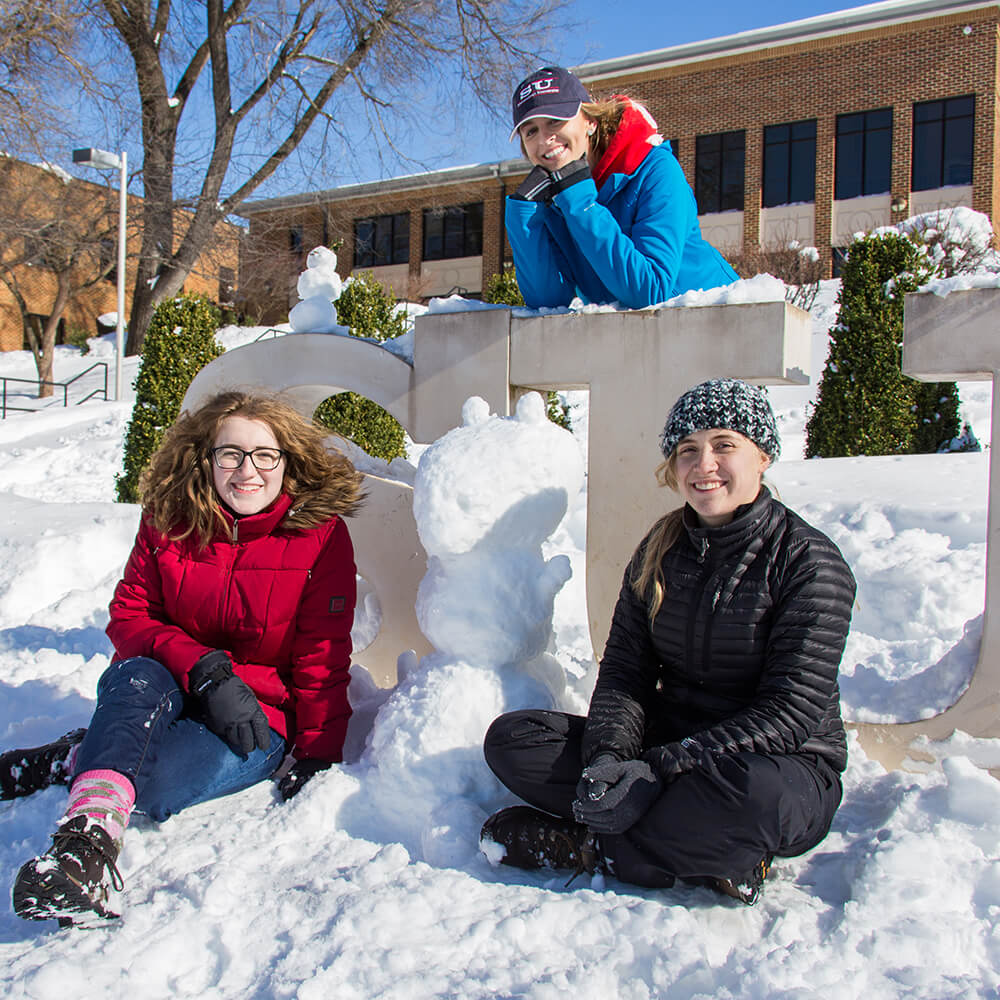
[353,211,410,268]
[912,95,975,191]
[695,130,745,215]
[831,246,850,278]
[835,108,893,200]
[762,119,817,208]
[422,202,484,261]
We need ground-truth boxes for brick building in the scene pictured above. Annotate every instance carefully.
[0,157,241,352]
[238,0,998,320]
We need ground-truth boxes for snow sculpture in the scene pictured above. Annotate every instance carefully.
[288,246,349,334]
[361,393,584,863]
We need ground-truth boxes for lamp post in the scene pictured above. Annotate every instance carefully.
[72,147,127,401]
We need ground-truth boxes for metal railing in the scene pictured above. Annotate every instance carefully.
[254,327,286,341]
[1,362,109,418]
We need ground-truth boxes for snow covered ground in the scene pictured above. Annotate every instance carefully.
[1,282,999,998]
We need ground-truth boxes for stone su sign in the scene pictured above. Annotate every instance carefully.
[183,290,1000,772]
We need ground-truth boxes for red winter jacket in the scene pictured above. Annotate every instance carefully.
[106,493,356,762]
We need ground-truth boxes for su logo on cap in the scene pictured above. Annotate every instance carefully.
[518,77,559,105]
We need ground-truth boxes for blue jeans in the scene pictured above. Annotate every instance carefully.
[74,657,286,821]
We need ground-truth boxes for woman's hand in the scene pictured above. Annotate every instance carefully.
[572,755,662,834]
[189,650,272,755]
[511,165,553,201]
[547,156,592,196]
[277,758,331,801]
[511,156,592,202]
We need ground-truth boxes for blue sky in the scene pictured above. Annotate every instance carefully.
[329,0,859,188]
[562,0,850,64]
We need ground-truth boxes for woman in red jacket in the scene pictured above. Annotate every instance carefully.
[4,390,364,926]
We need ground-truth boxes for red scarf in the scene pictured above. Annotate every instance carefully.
[592,98,664,191]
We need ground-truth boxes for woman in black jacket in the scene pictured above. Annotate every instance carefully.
[481,378,855,904]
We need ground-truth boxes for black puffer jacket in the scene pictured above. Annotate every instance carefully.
[583,488,856,777]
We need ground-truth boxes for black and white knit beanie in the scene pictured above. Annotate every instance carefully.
[659,378,780,460]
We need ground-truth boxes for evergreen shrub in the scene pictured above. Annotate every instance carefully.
[116,294,223,502]
[313,272,407,461]
[805,232,959,457]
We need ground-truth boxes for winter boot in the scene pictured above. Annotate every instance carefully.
[12,815,124,926]
[711,853,773,906]
[0,728,86,800]
[481,805,602,884]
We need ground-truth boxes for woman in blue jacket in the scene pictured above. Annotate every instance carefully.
[507,66,738,309]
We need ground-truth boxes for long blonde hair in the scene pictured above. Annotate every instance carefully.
[139,391,365,547]
[581,96,628,162]
[631,457,685,620]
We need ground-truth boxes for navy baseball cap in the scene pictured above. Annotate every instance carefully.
[510,66,590,140]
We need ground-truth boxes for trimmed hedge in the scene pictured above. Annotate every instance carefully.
[805,232,959,457]
[116,294,222,503]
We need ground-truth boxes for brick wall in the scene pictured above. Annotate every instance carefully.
[0,158,241,352]
[241,170,527,321]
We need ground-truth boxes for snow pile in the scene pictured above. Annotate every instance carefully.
[662,272,787,308]
[359,392,584,859]
[288,246,350,334]
[0,288,998,996]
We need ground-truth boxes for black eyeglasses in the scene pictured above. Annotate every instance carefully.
[210,446,285,471]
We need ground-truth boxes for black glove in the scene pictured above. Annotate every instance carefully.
[642,737,703,781]
[511,165,553,202]
[572,756,663,834]
[277,758,331,801]
[189,650,271,755]
[548,156,592,197]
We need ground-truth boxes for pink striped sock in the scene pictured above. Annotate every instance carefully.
[64,770,136,847]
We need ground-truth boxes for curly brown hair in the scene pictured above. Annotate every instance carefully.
[139,390,366,547]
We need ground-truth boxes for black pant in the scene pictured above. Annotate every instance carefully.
[484,709,842,888]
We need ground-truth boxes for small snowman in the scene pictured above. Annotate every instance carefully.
[288,246,349,334]
[361,393,585,864]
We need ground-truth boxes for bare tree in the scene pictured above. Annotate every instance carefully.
[86,0,567,353]
[0,158,120,395]
[728,240,824,311]
[0,0,85,155]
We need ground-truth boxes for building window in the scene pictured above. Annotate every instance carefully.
[219,266,235,307]
[912,95,974,190]
[835,108,892,200]
[762,120,816,207]
[695,130,745,214]
[289,226,304,255]
[354,212,410,268]
[422,203,484,261]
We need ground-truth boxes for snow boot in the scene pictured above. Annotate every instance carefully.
[12,815,123,926]
[0,728,86,800]
[711,853,773,906]
[481,805,602,884]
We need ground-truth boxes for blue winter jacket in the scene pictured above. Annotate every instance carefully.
[506,143,738,309]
